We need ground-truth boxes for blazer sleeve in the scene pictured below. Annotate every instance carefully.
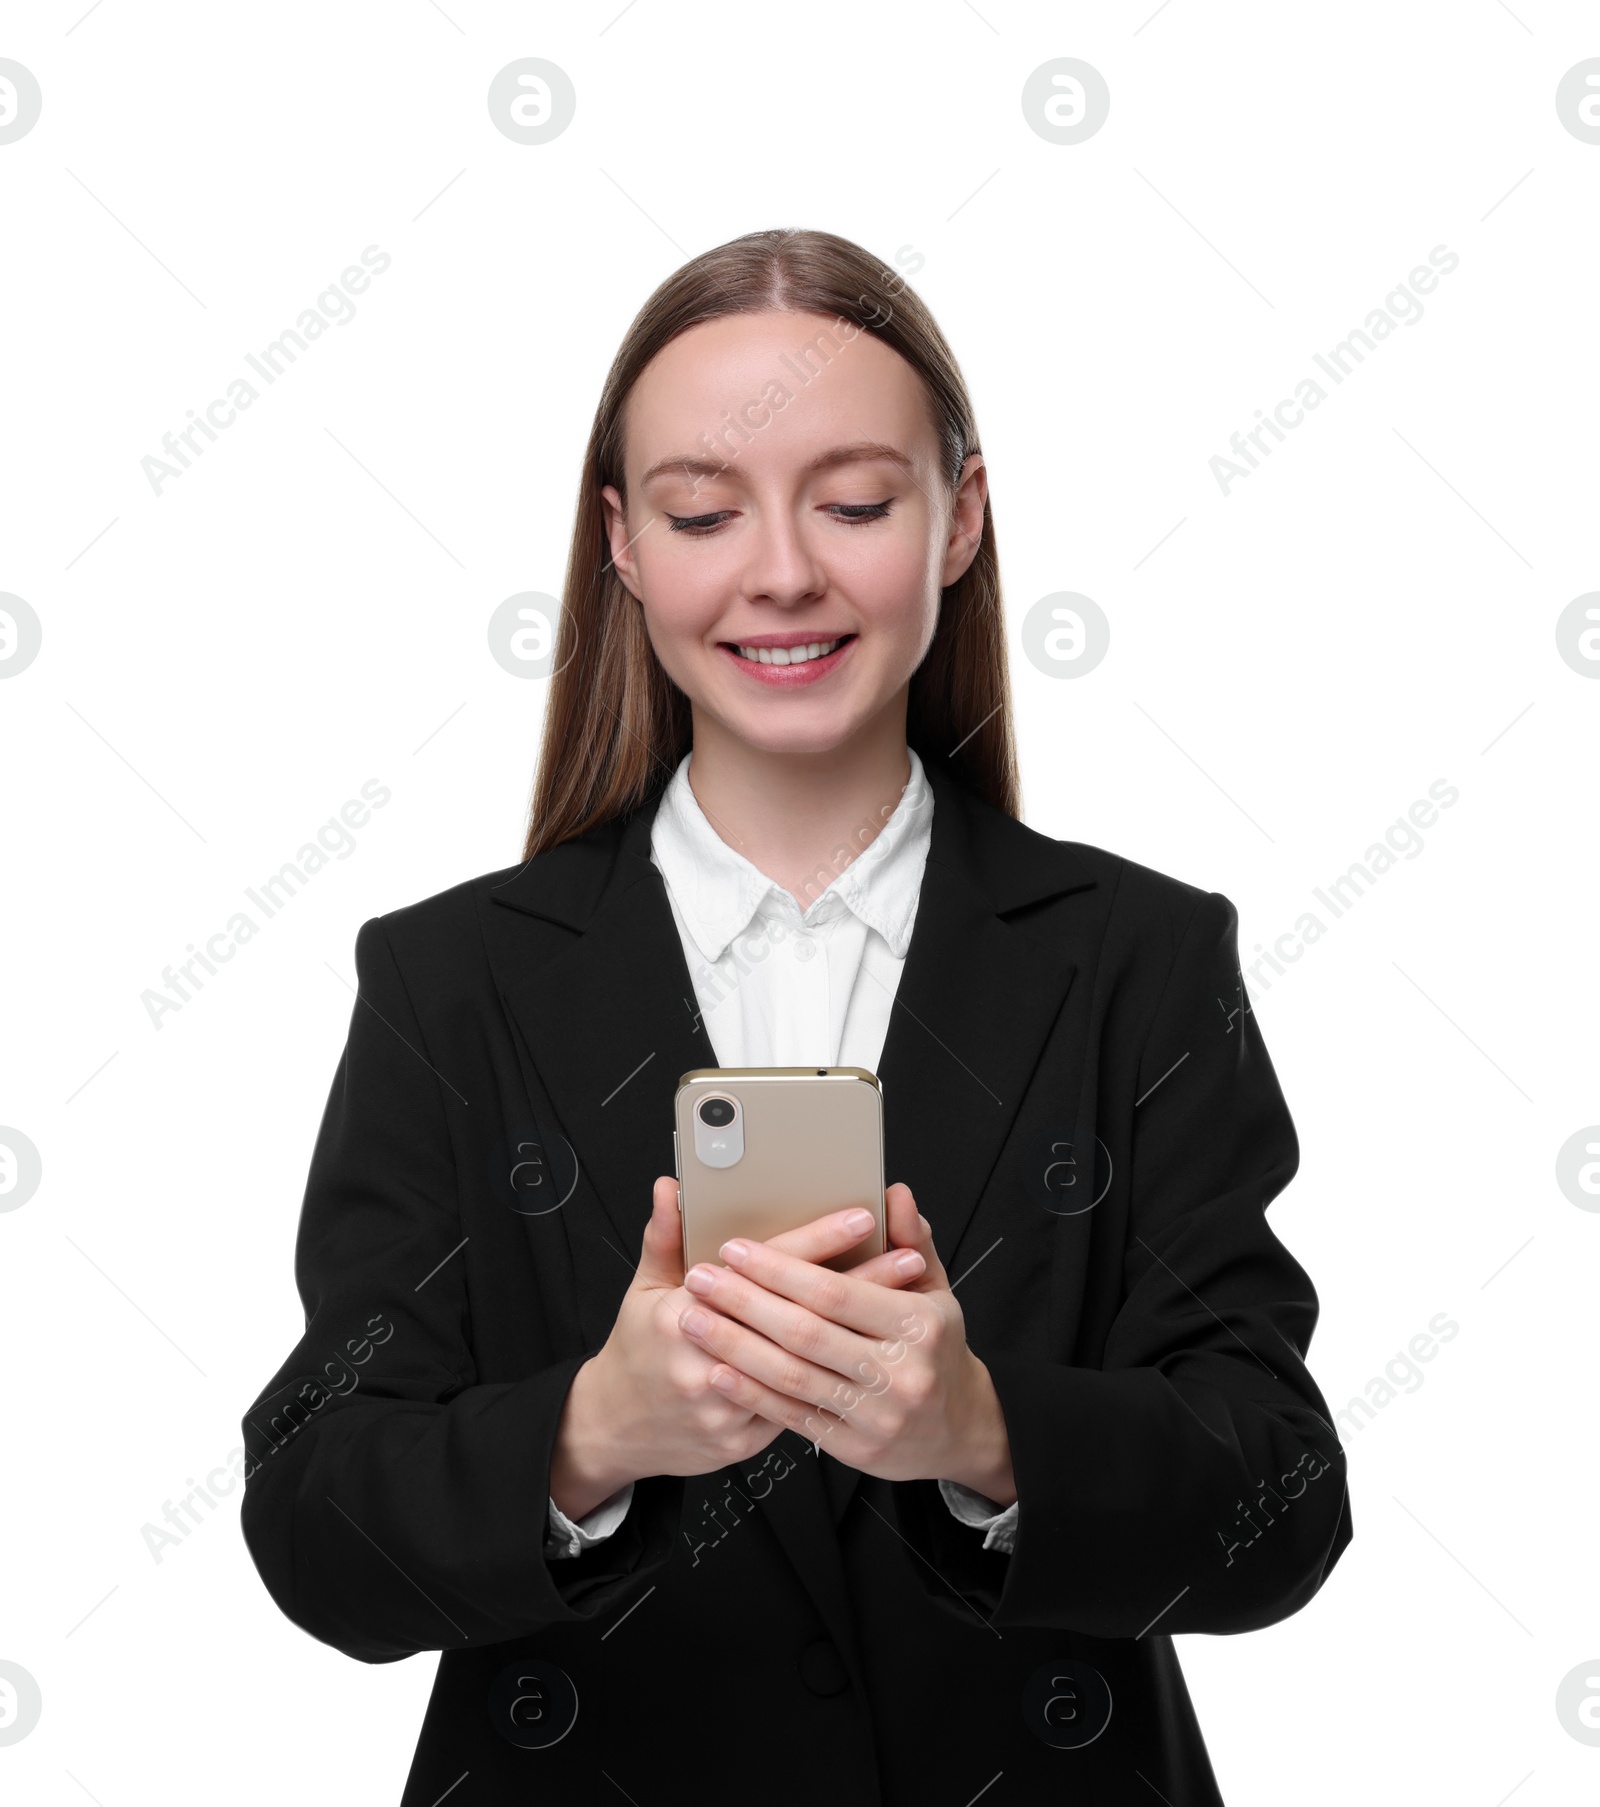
[238,915,684,1664]
[892,889,1352,1636]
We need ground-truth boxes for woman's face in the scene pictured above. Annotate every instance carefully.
[602,309,987,759]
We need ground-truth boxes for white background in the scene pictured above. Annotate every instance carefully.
[2,1,1595,1801]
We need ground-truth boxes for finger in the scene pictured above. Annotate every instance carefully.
[681,1296,895,1422]
[682,1291,926,1408]
[882,1183,949,1291]
[703,1360,853,1447]
[689,1240,926,1346]
[763,1205,886,1265]
[846,1244,927,1288]
[635,1176,687,1292]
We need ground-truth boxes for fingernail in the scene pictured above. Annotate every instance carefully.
[681,1308,711,1336]
[719,1239,749,1265]
[845,1210,875,1235]
[710,1368,738,1390]
[917,1214,930,1234]
[894,1251,925,1277]
[684,1266,715,1294]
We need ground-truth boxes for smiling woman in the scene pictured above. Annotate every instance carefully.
[523,230,1014,868]
[239,226,1351,1807]
[605,308,983,778]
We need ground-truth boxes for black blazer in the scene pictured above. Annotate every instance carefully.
[239,745,1352,1806]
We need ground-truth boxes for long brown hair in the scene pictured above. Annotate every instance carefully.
[521,226,1020,860]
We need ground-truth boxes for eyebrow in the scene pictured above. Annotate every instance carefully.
[638,439,915,489]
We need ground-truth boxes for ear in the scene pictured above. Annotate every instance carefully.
[600,482,647,603]
[939,453,988,588]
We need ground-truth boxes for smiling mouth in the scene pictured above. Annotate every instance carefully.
[724,634,856,667]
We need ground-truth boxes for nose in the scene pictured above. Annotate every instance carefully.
[739,503,830,609]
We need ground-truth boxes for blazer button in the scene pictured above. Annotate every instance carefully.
[797,1637,849,1697]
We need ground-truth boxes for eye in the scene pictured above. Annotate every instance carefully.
[661,500,896,537]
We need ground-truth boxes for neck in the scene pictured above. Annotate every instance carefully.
[685,702,914,910]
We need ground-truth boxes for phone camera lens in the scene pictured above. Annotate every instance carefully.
[698,1096,735,1128]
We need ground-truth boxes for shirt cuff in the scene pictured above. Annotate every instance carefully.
[544,1481,636,1560]
[937,1477,1019,1555]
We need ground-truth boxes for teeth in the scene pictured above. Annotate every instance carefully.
[735,636,844,666]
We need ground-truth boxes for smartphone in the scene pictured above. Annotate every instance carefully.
[674,1067,886,1273]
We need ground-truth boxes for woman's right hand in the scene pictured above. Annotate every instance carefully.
[549,1175,923,1521]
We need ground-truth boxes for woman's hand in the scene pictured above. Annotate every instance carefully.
[549,1176,926,1521]
[675,1182,1017,1506]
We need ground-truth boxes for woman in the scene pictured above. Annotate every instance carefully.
[240,227,1351,1805]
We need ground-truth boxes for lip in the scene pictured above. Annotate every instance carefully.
[716,633,856,688]
[719,630,855,649]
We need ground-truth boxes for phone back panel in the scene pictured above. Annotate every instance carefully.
[675,1067,885,1272]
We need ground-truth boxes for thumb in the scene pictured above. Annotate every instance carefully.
[886,1182,948,1290]
[635,1175,687,1292]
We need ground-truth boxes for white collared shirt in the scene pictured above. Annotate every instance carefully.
[650,742,932,1069]
[545,745,1020,1559]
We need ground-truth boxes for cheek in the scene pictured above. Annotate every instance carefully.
[634,559,727,660]
[845,541,940,651]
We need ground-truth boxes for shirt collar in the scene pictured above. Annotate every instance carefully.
[648,746,933,966]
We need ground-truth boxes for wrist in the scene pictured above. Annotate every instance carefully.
[941,1356,1017,1508]
[550,1353,638,1522]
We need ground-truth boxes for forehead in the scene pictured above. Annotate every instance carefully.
[622,310,936,477]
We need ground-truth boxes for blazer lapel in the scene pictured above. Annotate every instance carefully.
[488,806,713,1282]
[482,747,1097,1649]
[828,751,1096,1522]
[878,752,1095,1264]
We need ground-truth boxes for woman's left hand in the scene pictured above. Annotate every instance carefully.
[677,1182,1017,1505]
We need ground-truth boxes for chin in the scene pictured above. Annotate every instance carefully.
[723,713,862,757]
[700,686,869,753]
